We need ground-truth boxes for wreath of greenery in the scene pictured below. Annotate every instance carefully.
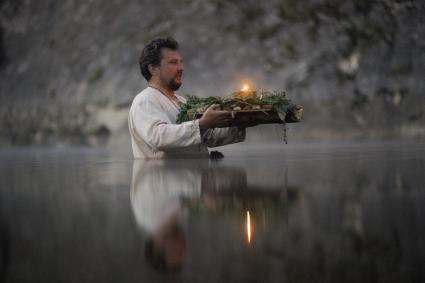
[176,90,296,123]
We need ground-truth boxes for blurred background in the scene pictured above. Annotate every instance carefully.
[0,0,424,146]
[1,2,425,281]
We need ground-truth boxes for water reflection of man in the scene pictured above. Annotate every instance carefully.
[143,210,186,271]
[130,160,204,271]
[130,160,285,271]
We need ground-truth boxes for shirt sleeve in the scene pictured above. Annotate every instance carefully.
[131,98,202,151]
[201,127,246,148]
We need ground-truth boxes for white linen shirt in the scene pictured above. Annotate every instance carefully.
[128,87,245,159]
[130,160,204,233]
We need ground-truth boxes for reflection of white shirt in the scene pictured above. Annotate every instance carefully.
[130,161,204,233]
[128,87,246,159]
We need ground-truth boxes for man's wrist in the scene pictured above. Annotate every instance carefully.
[198,118,207,130]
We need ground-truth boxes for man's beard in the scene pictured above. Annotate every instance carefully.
[161,74,182,91]
[168,80,182,91]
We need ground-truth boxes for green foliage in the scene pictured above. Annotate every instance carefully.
[259,91,294,113]
[176,90,296,123]
[176,95,223,123]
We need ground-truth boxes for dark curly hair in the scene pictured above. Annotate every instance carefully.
[144,237,167,271]
[139,37,179,81]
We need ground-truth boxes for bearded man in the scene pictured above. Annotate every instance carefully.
[128,37,246,159]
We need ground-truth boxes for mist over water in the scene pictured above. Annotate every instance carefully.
[1,141,424,282]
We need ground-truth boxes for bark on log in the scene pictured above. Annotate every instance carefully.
[190,105,303,127]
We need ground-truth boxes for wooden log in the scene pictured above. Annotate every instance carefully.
[191,105,303,127]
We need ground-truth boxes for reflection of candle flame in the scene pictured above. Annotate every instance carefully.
[247,210,251,243]
[241,84,249,92]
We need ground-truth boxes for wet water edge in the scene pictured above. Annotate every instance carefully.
[0,141,424,282]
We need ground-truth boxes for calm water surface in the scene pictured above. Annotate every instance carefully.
[0,141,424,283]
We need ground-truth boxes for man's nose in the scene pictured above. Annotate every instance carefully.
[178,62,185,71]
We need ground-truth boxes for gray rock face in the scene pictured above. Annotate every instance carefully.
[0,0,424,145]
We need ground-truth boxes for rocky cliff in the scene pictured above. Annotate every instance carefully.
[1,0,424,145]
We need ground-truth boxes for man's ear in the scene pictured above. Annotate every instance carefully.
[148,64,159,77]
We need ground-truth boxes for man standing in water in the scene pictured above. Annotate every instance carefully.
[128,37,246,159]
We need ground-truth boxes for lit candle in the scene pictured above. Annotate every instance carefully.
[246,210,252,243]
[241,84,249,92]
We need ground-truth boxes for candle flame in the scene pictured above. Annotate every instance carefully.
[247,210,252,243]
[241,84,249,92]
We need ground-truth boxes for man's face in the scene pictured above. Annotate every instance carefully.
[158,48,184,91]
[162,225,186,270]
[153,214,187,271]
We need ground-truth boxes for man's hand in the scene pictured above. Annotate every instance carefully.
[198,104,233,130]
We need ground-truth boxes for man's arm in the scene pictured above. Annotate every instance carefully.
[131,99,202,151]
[201,127,246,148]
[131,101,241,151]
[199,104,250,147]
